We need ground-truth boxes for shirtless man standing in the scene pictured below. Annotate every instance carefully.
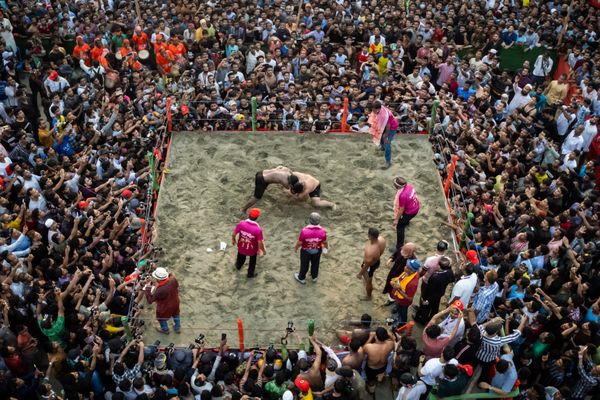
[289,171,336,209]
[342,339,365,371]
[356,228,386,300]
[363,327,395,388]
[242,166,299,212]
[298,336,323,390]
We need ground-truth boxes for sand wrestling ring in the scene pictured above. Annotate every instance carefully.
[139,131,454,347]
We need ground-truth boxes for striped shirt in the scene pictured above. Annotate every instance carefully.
[476,326,522,363]
[572,358,599,399]
[472,282,499,324]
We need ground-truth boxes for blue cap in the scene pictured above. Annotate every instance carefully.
[407,259,421,271]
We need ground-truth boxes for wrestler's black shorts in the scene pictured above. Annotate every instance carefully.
[309,184,321,198]
[367,260,381,278]
[254,171,269,199]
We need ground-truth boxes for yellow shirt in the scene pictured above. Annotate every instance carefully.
[494,175,505,192]
[546,81,568,105]
[378,56,390,76]
[369,42,383,55]
[4,217,21,230]
[38,128,54,148]
[194,28,203,43]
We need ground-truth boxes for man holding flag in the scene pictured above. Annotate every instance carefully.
[373,101,399,169]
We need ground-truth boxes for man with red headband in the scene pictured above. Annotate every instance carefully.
[232,208,266,278]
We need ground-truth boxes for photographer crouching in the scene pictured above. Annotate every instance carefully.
[143,267,181,334]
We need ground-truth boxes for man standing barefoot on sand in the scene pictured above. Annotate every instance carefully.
[242,166,300,212]
[363,327,395,389]
[356,228,386,300]
[289,171,337,209]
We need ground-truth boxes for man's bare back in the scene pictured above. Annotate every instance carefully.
[290,171,336,209]
[242,166,294,212]
[342,348,365,370]
[364,338,395,369]
[262,166,292,186]
[293,172,319,195]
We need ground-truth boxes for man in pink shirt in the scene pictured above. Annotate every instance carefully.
[232,208,266,278]
[393,176,420,252]
[374,100,399,169]
[294,212,328,284]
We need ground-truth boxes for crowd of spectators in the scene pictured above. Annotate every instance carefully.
[0,0,599,399]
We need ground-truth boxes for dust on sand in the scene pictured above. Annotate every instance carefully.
[140,131,454,347]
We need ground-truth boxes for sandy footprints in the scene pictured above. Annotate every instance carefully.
[204,146,218,158]
[352,158,372,169]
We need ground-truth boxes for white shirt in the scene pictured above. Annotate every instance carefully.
[0,157,13,178]
[533,55,553,77]
[28,195,48,212]
[582,120,598,152]
[556,112,575,137]
[420,358,458,386]
[406,73,422,87]
[450,273,478,307]
[369,34,386,46]
[44,76,70,93]
[395,382,427,400]
[561,131,584,155]
[438,315,466,347]
[23,175,42,192]
[507,84,530,113]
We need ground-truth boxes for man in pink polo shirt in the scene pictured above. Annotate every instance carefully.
[232,208,266,278]
[294,212,328,284]
[393,176,420,252]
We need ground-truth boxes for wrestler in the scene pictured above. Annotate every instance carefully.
[242,166,299,212]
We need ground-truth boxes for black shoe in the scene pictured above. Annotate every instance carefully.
[247,272,258,278]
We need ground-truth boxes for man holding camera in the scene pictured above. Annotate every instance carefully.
[143,267,181,334]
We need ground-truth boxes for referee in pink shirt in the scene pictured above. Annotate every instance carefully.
[393,177,420,251]
[232,208,266,278]
[294,212,328,284]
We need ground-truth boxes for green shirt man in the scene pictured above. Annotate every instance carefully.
[38,315,65,344]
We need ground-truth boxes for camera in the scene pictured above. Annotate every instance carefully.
[166,342,175,351]
[195,334,205,346]
[286,321,295,333]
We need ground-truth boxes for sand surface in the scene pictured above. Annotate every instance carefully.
[140,131,454,347]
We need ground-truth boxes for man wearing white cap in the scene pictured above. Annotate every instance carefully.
[294,212,328,284]
[143,267,181,334]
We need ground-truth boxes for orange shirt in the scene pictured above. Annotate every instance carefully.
[90,46,104,62]
[168,42,186,57]
[132,32,149,51]
[73,43,90,64]
[154,42,173,72]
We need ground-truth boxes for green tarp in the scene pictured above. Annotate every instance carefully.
[458,46,558,74]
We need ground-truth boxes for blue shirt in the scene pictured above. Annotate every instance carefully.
[306,29,324,44]
[502,31,517,45]
[585,308,599,323]
[457,86,476,101]
[507,284,526,301]
[491,354,518,393]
